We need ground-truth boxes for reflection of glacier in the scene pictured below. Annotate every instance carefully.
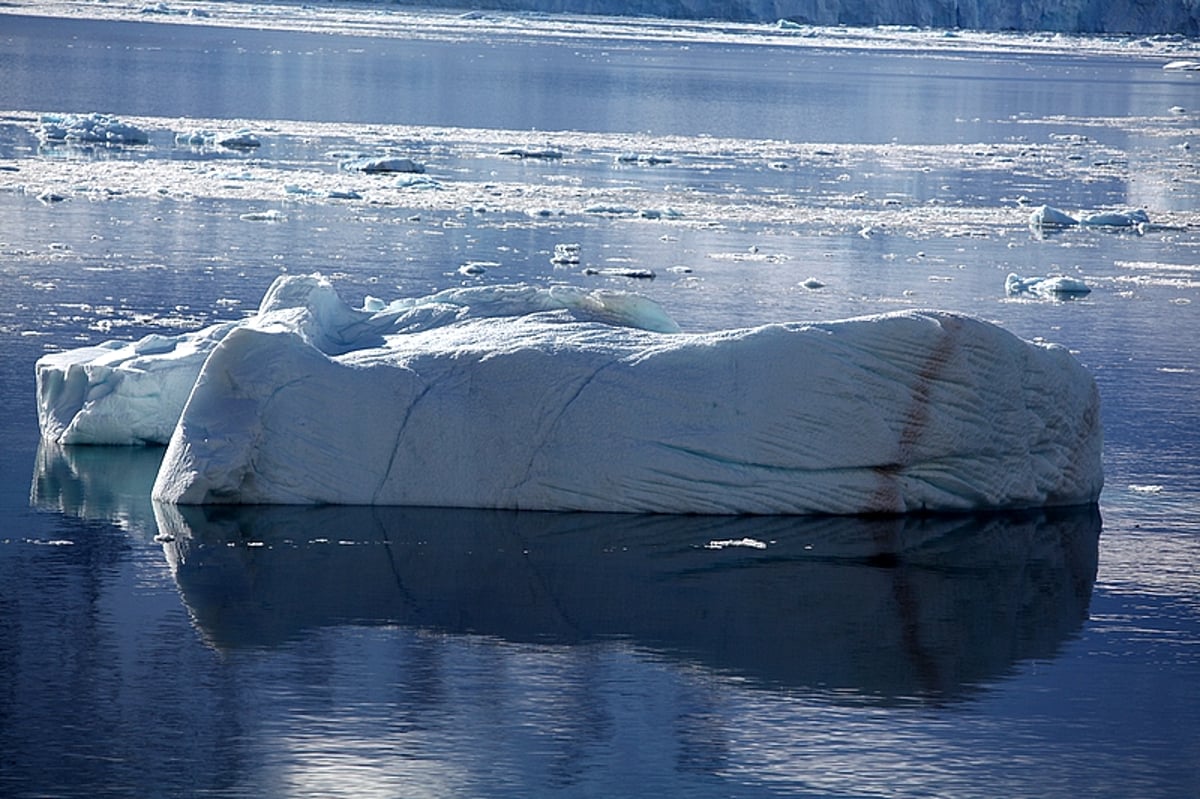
[158,502,1100,699]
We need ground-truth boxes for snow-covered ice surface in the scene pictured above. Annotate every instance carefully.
[38,273,1103,513]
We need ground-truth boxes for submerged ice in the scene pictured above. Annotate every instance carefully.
[37,275,1103,514]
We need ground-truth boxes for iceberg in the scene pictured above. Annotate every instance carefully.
[37,274,1102,514]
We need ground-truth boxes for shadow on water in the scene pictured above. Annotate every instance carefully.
[33,440,1101,704]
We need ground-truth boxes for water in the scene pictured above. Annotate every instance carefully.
[1,7,1199,798]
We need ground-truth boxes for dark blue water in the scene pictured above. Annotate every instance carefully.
[1,10,1198,798]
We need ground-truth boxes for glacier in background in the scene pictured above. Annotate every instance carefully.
[380,0,1199,35]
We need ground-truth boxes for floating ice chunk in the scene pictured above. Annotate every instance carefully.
[327,189,363,200]
[801,277,826,289]
[109,274,1104,513]
[638,208,683,220]
[551,243,582,265]
[1164,60,1200,71]
[239,209,286,222]
[341,156,425,174]
[140,2,180,14]
[616,152,673,165]
[175,129,214,146]
[499,147,563,160]
[1078,208,1150,227]
[1006,273,1091,297]
[216,129,262,150]
[583,267,657,279]
[394,174,441,189]
[584,205,639,216]
[1028,205,1079,227]
[458,262,491,276]
[38,113,150,145]
[704,538,769,550]
[1030,205,1150,229]
[176,128,260,149]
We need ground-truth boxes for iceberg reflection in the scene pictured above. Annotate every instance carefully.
[30,440,164,537]
[157,502,1100,701]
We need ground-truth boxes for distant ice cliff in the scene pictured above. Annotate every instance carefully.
[389,0,1200,35]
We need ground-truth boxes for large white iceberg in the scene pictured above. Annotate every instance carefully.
[37,274,1102,514]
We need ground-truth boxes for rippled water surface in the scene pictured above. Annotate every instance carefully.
[1,7,1198,798]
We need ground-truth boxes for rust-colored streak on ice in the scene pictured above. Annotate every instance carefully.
[869,315,963,512]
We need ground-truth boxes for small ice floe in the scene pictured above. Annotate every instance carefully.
[1028,204,1080,227]
[1129,484,1164,494]
[216,129,262,150]
[457,261,492,276]
[583,267,656,279]
[551,243,581,265]
[240,209,287,222]
[704,538,768,550]
[140,2,184,14]
[37,190,67,204]
[394,174,440,189]
[1079,208,1150,227]
[1163,60,1200,71]
[616,152,673,165]
[327,189,363,200]
[341,156,425,174]
[801,277,825,289]
[638,208,683,220]
[179,128,261,149]
[1030,204,1151,229]
[1006,273,1091,298]
[38,113,150,145]
[175,129,211,146]
[498,147,563,160]
[666,265,693,274]
[584,205,639,216]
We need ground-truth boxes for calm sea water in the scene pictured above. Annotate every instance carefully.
[1,10,1198,798]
